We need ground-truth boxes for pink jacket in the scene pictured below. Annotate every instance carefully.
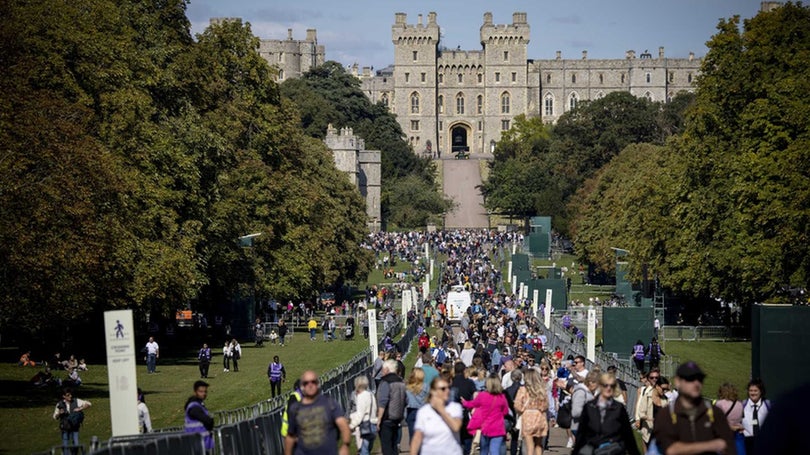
[463,391,509,437]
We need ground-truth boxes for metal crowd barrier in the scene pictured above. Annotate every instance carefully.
[92,432,205,455]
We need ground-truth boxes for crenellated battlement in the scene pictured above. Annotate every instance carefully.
[392,12,440,44]
[480,12,530,45]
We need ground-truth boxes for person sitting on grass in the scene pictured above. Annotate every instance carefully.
[18,350,37,367]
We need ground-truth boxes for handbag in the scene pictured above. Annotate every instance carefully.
[470,430,482,455]
[359,393,377,437]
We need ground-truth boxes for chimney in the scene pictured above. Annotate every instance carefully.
[483,12,493,25]
[287,29,293,40]
[689,51,694,61]
[417,14,423,26]
[659,46,665,59]
[395,12,407,25]
[555,50,561,60]
[306,29,317,42]
[428,12,437,24]
[626,50,636,59]
[513,12,527,24]
[582,50,588,60]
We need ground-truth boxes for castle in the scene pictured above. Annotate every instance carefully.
[324,125,382,232]
[354,12,703,156]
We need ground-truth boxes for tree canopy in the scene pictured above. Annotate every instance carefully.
[0,0,372,339]
[481,93,690,232]
[569,3,810,305]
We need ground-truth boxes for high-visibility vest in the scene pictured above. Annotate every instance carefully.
[280,391,302,437]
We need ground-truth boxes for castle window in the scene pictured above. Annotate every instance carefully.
[456,93,465,114]
[511,72,517,82]
[669,72,674,83]
[546,74,551,84]
[413,51,418,61]
[477,95,483,114]
[421,72,426,82]
[501,119,510,131]
[503,51,509,61]
[478,121,482,131]
[410,92,420,113]
[278,52,283,63]
[571,73,577,83]
[438,95,444,114]
[569,92,578,111]
[478,73,483,83]
[458,74,463,83]
[405,72,410,82]
[439,121,443,130]
[411,120,420,131]
[501,92,510,114]
[621,73,626,84]
[688,73,693,83]
[645,91,653,101]
[495,72,501,82]
[646,72,651,83]
[599,73,604,84]
[278,69,284,80]
[544,95,554,116]
[381,93,389,107]
[438,74,444,84]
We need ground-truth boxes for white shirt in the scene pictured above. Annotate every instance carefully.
[145,341,159,355]
[138,401,152,432]
[414,402,463,455]
[501,371,514,390]
[742,399,770,437]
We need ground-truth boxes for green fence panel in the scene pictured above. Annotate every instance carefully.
[603,307,654,354]
[752,304,810,400]
[527,279,568,311]
[512,253,530,271]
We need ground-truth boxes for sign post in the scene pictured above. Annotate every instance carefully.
[402,290,411,329]
[532,289,539,316]
[368,309,378,356]
[587,306,597,362]
[103,310,139,436]
[507,261,513,282]
[423,280,430,301]
[544,289,553,329]
[430,259,434,281]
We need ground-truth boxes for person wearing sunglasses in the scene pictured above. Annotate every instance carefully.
[652,362,736,455]
[572,372,640,455]
[284,371,352,455]
[410,377,463,455]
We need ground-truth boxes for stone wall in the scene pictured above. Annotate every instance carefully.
[324,125,381,231]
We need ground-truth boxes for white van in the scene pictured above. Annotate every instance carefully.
[445,285,472,321]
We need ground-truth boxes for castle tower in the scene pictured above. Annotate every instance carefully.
[480,12,530,147]
[392,12,440,156]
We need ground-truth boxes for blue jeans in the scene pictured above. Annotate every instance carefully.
[146,354,156,373]
[62,431,79,453]
[480,435,504,455]
[360,434,375,455]
[310,328,316,339]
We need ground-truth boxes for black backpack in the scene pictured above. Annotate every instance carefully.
[557,399,573,429]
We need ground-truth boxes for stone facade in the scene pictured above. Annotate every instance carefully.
[324,125,382,232]
[257,27,325,82]
[357,12,703,156]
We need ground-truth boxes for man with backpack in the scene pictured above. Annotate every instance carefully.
[647,337,665,370]
[376,360,406,455]
[653,361,736,455]
[53,387,91,451]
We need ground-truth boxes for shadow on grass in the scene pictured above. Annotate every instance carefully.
[0,379,110,408]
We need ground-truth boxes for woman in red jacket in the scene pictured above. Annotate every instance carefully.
[463,373,510,455]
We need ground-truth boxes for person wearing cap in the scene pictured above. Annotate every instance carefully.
[652,361,736,455]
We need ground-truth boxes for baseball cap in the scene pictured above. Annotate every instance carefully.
[676,361,706,382]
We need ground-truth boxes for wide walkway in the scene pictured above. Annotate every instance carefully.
[443,158,488,229]
[371,424,573,454]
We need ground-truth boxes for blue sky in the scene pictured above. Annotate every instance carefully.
[186,0,764,69]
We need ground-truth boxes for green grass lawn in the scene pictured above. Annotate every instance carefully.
[662,341,752,399]
[0,330,377,455]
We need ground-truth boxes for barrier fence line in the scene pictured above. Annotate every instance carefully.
[88,304,421,455]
